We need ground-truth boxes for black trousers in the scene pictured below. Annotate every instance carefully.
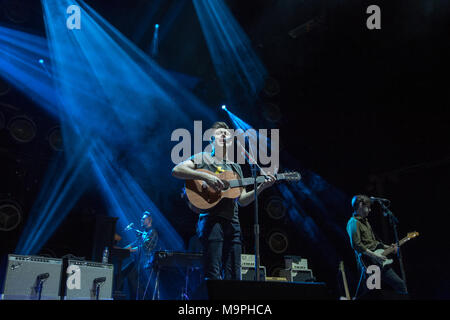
[197,216,242,280]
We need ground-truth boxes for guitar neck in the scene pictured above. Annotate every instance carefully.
[339,262,351,300]
[383,237,409,256]
[342,271,351,300]
[228,173,285,188]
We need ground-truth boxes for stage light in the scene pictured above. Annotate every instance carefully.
[7,115,37,143]
[0,26,61,117]
[155,24,159,29]
[265,196,286,220]
[193,0,267,105]
[0,199,22,232]
[221,105,227,110]
[14,0,210,256]
[267,229,289,254]
[38,59,44,64]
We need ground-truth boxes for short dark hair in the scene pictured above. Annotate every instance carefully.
[142,211,152,219]
[351,195,371,210]
[210,121,230,130]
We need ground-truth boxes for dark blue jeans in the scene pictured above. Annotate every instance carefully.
[356,262,408,298]
[197,216,242,280]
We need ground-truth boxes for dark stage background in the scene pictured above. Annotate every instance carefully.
[0,0,449,300]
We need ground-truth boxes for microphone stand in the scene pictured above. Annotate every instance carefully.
[135,229,144,300]
[238,140,265,281]
[96,283,101,300]
[36,279,44,300]
[125,225,146,300]
[379,202,408,293]
[251,162,261,281]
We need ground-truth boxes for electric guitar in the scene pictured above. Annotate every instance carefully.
[184,169,301,213]
[360,231,419,269]
[339,261,352,300]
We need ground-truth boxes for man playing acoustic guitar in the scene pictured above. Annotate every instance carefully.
[172,121,276,281]
[346,194,408,298]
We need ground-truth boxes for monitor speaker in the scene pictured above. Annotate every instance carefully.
[1,254,63,300]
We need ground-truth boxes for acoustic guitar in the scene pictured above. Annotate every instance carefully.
[184,169,301,212]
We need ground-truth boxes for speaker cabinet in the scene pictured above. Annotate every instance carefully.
[1,254,63,300]
[64,259,114,300]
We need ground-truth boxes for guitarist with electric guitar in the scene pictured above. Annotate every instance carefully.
[346,195,414,298]
[172,121,300,282]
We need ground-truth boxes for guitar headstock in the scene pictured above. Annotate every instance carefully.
[278,171,301,182]
[339,261,345,272]
[407,231,419,239]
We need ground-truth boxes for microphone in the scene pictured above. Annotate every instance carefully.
[93,277,106,284]
[124,223,134,231]
[370,196,390,204]
[37,273,49,281]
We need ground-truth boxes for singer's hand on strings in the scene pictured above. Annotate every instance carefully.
[260,174,276,190]
[204,174,226,192]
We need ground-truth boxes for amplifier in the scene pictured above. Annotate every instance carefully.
[280,269,315,282]
[64,259,114,300]
[1,254,63,300]
[241,266,266,281]
[284,255,308,271]
[240,254,256,268]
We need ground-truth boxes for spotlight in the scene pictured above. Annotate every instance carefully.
[47,126,63,151]
[7,116,37,143]
[221,105,227,111]
[265,196,286,220]
[38,59,44,64]
[0,199,22,232]
[155,24,159,29]
[267,229,289,254]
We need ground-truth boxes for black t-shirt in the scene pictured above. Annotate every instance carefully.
[189,152,244,224]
